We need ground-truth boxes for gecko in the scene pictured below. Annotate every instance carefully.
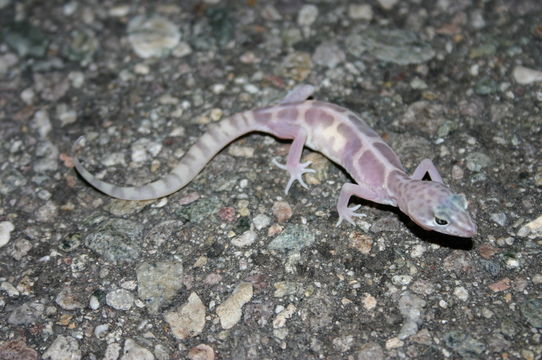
[73,85,477,237]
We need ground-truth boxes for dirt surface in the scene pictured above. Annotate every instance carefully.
[1,1,541,359]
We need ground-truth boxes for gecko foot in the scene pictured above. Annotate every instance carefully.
[272,159,316,194]
[336,204,365,227]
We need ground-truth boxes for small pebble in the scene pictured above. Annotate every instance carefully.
[312,42,345,68]
[109,5,130,17]
[0,53,18,73]
[410,244,426,258]
[453,286,469,301]
[231,229,257,247]
[164,292,206,340]
[188,344,215,360]
[89,295,100,310]
[121,339,154,360]
[173,41,192,58]
[398,292,426,339]
[216,282,253,329]
[32,110,52,138]
[392,275,412,286]
[1,281,19,297]
[517,215,542,239]
[106,289,134,311]
[211,83,226,94]
[68,71,85,88]
[43,336,81,360]
[268,225,315,252]
[273,304,296,328]
[297,5,318,27]
[488,278,511,292]
[490,212,508,227]
[348,4,373,21]
[466,152,492,172]
[0,221,15,248]
[20,88,35,104]
[104,344,121,360]
[272,201,293,223]
[512,66,542,85]
[385,337,404,349]
[354,342,384,360]
[378,0,398,10]
[273,281,298,298]
[134,63,150,74]
[362,293,377,310]
[244,83,259,94]
[94,324,109,338]
[253,214,271,230]
[55,287,83,310]
[349,232,373,255]
[128,16,181,59]
[56,103,77,126]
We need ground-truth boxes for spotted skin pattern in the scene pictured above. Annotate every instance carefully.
[73,85,476,237]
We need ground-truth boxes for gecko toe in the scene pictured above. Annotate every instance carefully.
[272,158,287,170]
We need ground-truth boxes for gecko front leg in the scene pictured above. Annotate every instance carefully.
[336,183,386,226]
[273,127,315,194]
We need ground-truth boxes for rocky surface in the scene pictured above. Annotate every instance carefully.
[1,0,541,359]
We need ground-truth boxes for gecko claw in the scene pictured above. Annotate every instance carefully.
[272,158,287,170]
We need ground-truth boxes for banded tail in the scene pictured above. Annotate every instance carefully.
[73,111,258,200]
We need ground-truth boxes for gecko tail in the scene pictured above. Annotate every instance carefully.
[72,111,259,200]
[72,136,177,200]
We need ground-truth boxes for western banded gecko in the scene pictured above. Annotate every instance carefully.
[73,85,476,237]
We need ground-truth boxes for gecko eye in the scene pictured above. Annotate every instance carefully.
[434,217,449,226]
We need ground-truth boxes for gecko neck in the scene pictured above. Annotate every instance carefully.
[386,169,418,212]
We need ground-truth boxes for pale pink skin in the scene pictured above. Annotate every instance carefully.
[73,85,476,237]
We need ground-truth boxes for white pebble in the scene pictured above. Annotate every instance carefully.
[348,4,373,20]
[513,66,542,85]
[253,214,271,230]
[89,295,100,310]
[410,244,426,258]
[212,83,226,94]
[378,0,398,10]
[173,41,192,58]
[244,83,259,94]
[56,104,77,126]
[32,110,52,138]
[128,16,181,59]
[106,289,134,310]
[0,221,15,248]
[94,324,109,338]
[453,286,469,301]
[134,63,150,75]
[518,214,542,238]
[392,275,412,286]
[109,5,130,17]
[69,71,85,88]
[297,5,318,27]
[505,257,520,269]
[21,88,35,104]
[1,281,19,297]
[231,230,257,248]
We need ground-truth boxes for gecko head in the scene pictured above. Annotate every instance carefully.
[399,181,477,237]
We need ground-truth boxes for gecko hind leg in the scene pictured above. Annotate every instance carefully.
[411,158,443,183]
[280,84,315,104]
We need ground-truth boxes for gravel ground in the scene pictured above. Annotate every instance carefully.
[1,1,541,359]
